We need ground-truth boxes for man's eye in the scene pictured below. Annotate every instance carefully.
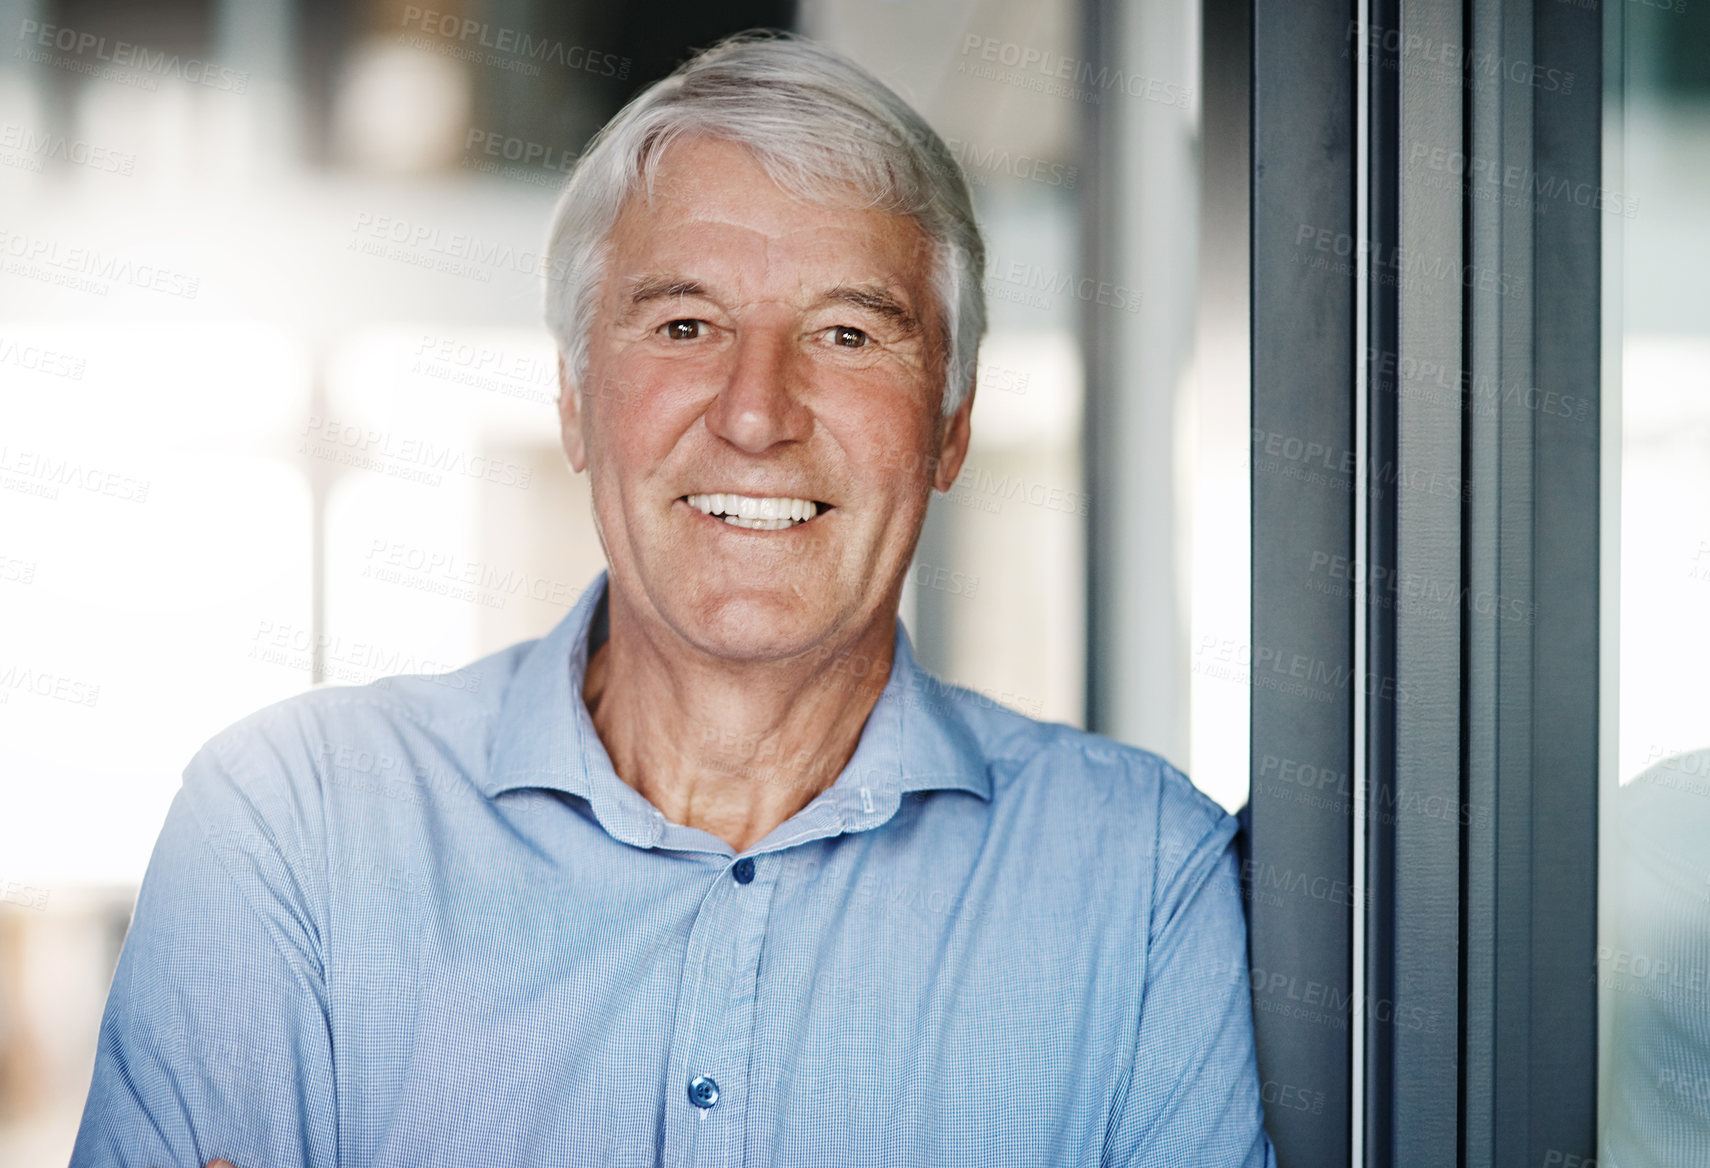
[829,326,869,348]
[662,319,704,340]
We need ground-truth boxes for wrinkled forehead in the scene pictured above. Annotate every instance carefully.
[609,136,940,284]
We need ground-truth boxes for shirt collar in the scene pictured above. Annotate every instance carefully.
[481,569,993,846]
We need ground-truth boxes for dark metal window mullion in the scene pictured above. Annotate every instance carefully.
[1385,0,1468,1160]
[1248,0,1357,1164]
[1364,0,1603,1162]
[1524,1,1602,1158]
[1360,0,1401,1162]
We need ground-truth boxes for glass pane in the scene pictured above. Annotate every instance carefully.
[1601,4,1710,1163]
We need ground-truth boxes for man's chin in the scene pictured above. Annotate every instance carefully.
[670,603,844,665]
[619,553,889,663]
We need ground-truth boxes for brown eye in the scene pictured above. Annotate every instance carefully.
[831,326,869,348]
[663,320,703,340]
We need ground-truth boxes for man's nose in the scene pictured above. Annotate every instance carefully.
[703,326,813,453]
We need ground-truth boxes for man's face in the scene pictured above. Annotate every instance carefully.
[559,136,974,665]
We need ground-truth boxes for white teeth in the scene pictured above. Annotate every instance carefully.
[685,492,820,528]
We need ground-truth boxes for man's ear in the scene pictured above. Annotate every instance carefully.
[557,352,587,474]
[931,378,976,492]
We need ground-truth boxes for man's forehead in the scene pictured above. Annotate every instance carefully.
[610,138,936,267]
[613,193,926,261]
[605,211,933,308]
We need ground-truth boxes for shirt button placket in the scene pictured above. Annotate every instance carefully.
[666,857,770,1166]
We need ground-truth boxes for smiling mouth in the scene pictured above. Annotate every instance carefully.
[682,492,832,531]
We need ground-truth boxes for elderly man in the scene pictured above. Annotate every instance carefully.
[71,33,1274,1168]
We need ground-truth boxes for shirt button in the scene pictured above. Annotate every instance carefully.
[732,857,755,884]
[688,1074,720,1109]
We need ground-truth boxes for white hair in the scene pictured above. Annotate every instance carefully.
[543,31,987,418]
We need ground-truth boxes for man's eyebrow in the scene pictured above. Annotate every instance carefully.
[823,285,921,333]
[621,275,710,317]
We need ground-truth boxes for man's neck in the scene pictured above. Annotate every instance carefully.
[580,588,897,854]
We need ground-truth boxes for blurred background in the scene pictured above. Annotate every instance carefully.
[1600,1,1710,1160]
[0,0,1238,1158]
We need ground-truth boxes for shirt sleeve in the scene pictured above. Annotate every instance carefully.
[69,733,337,1168]
[1104,772,1278,1168]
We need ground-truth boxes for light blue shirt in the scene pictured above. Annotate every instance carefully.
[72,570,1276,1167]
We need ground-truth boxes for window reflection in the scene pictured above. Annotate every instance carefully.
[1601,3,1710,1163]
